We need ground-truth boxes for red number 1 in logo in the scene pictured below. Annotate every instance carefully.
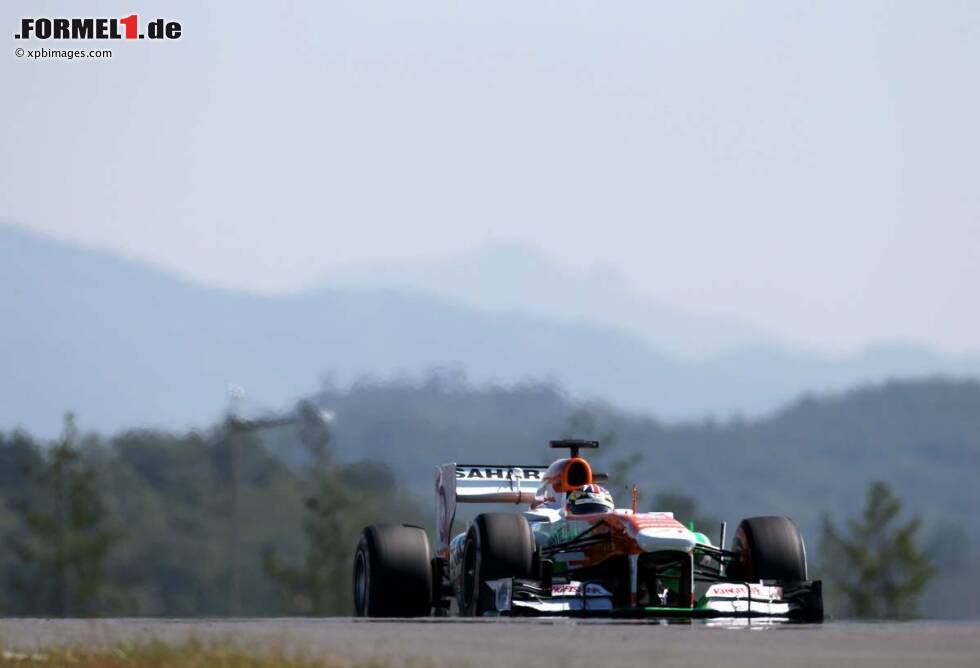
[120,14,138,40]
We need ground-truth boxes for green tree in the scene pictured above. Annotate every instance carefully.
[820,481,935,618]
[262,470,353,615]
[263,411,351,615]
[263,461,412,615]
[6,414,122,616]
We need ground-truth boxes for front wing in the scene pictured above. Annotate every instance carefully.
[486,578,823,621]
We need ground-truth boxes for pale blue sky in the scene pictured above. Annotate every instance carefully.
[3,1,979,354]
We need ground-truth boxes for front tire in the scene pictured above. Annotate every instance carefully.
[732,516,808,582]
[461,513,535,616]
[353,524,432,617]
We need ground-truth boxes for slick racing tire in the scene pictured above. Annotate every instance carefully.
[732,516,808,582]
[353,524,432,617]
[461,513,535,616]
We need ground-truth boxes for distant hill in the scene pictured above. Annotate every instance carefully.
[306,375,980,542]
[323,243,768,359]
[3,224,980,436]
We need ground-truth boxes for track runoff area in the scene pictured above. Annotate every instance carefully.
[1,618,978,668]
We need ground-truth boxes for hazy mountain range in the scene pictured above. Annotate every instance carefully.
[323,244,768,360]
[3,224,980,436]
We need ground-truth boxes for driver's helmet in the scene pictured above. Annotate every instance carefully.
[565,484,615,515]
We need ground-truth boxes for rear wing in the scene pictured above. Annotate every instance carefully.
[435,463,547,557]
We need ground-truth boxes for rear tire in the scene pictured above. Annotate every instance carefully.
[461,513,535,616]
[353,524,432,617]
[732,516,808,582]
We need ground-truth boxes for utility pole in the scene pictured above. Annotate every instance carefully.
[224,386,297,617]
[226,385,244,617]
[53,414,78,617]
[53,441,67,617]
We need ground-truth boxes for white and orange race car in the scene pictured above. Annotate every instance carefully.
[353,439,823,621]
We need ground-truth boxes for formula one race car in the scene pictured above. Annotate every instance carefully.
[353,440,823,621]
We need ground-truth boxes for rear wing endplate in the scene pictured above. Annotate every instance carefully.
[435,463,547,557]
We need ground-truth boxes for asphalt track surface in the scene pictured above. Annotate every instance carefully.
[2,618,979,667]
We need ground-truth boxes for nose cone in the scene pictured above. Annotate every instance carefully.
[636,526,698,553]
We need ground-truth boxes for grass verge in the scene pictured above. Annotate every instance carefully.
[0,642,382,668]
